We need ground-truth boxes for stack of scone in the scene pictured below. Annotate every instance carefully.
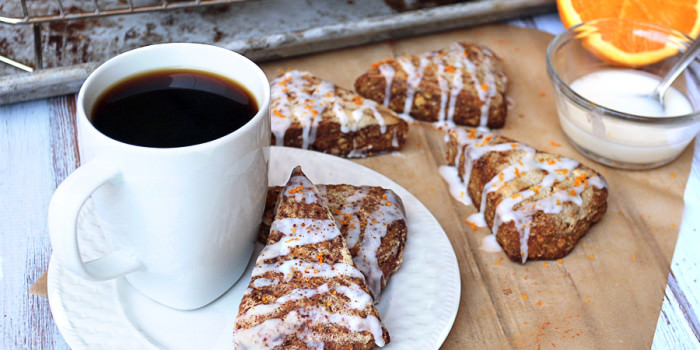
[234,167,407,348]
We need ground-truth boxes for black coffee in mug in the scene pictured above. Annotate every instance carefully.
[91,69,258,148]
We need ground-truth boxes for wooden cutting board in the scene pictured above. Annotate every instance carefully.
[260,24,692,349]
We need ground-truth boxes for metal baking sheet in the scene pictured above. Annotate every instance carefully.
[0,0,555,105]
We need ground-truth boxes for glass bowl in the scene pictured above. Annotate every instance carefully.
[546,18,700,169]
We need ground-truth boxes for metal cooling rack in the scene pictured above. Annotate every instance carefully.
[0,0,244,71]
[0,0,558,105]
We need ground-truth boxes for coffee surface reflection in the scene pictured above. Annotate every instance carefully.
[92,69,258,148]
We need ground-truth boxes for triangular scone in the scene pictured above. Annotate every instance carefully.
[446,128,608,263]
[259,184,408,299]
[355,42,508,128]
[271,70,408,158]
[234,167,390,349]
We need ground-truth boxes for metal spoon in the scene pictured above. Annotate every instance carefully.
[652,38,700,107]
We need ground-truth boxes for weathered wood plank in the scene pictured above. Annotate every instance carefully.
[0,97,73,349]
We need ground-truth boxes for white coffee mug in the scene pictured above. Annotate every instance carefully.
[48,43,270,310]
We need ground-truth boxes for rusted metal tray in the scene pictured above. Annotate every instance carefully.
[0,0,555,105]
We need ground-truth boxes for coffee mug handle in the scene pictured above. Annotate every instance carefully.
[48,158,144,281]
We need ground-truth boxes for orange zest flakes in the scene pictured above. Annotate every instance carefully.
[518,159,524,166]
[481,83,489,91]
[479,135,493,147]
[587,254,595,260]
[547,159,557,165]
[562,273,567,278]
[371,58,392,68]
[671,172,677,178]
[382,193,387,200]
[531,185,541,194]
[324,92,332,98]
[291,227,297,234]
[277,76,292,86]
[444,65,456,73]
[353,96,363,105]
[511,143,519,149]
[372,218,378,225]
[556,259,563,264]
[539,92,546,97]
[317,253,324,264]
[287,185,304,194]
[304,104,318,115]
[494,257,503,266]
[312,244,318,249]
[550,140,561,147]
[555,168,568,175]
[514,167,522,178]
[521,293,528,301]
[468,128,477,139]
[537,300,543,306]
[465,220,478,231]
[498,172,505,182]
[569,189,577,196]
[463,50,469,58]
[272,109,286,118]
[556,199,562,205]
[512,193,521,199]
[573,174,587,187]
[332,290,337,295]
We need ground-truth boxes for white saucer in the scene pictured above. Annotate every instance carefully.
[48,146,461,349]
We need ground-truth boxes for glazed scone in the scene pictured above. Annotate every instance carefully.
[447,128,608,262]
[234,166,390,349]
[260,184,408,298]
[355,42,508,128]
[271,70,408,158]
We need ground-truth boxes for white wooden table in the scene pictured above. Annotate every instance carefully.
[1,12,698,350]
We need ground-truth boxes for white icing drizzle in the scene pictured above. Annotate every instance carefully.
[442,127,607,263]
[477,50,498,127]
[235,172,386,349]
[378,63,395,107]
[286,174,319,204]
[241,282,372,320]
[397,55,430,115]
[375,43,500,127]
[439,165,472,205]
[446,42,467,124]
[467,212,486,227]
[270,70,393,154]
[252,278,279,288]
[480,234,503,253]
[235,308,386,349]
[353,99,387,133]
[258,218,338,261]
[252,258,363,281]
[329,187,404,298]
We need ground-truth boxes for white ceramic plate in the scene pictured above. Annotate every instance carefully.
[48,146,461,350]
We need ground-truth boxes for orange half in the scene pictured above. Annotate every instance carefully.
[557,0,700,67]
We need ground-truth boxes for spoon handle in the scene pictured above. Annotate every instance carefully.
[654,37,700,104]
